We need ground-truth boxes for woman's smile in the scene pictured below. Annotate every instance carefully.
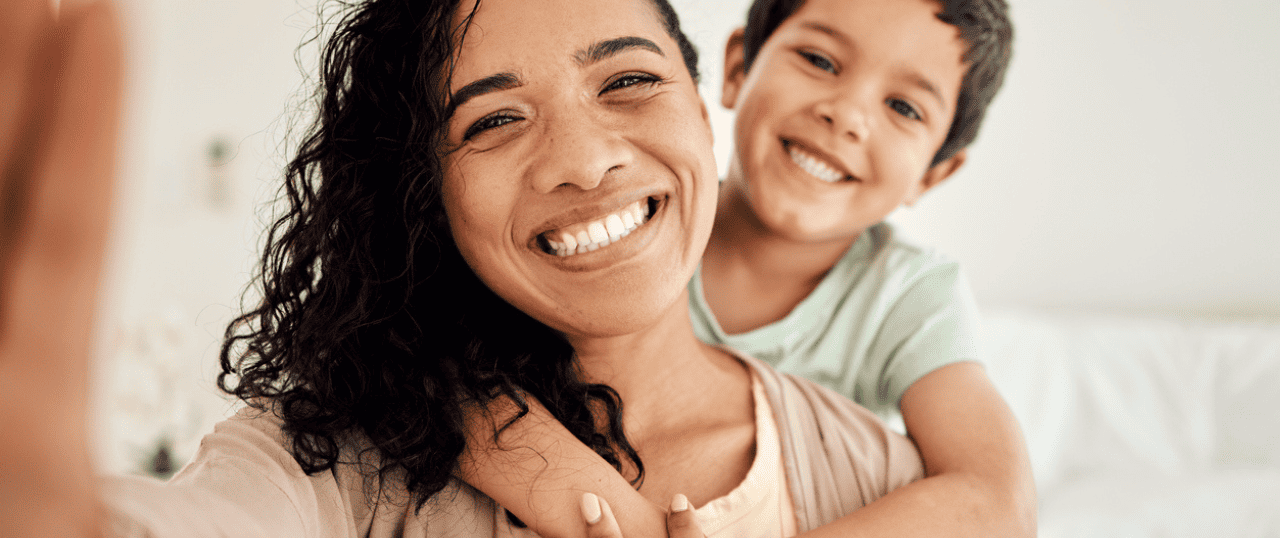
[538,196,660,257]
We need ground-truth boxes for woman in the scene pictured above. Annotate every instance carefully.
[0,0,921,536]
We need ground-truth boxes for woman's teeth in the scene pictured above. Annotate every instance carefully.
[788,144,846,183]
[543,199,652,257]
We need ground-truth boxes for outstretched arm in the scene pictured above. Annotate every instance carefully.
[798,361,1037,538]
[0,0,124,536]
[458,395,669,538]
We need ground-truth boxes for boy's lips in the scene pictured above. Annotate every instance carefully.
[534,196,663,257]
[782,139,857,183]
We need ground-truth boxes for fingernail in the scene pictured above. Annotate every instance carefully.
[581,492,602,524]
[670,493,689,513]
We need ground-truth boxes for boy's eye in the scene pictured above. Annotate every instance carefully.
[798,50,837,74]
[887,99,921,121]
[600,72,665,95]
[464,113,523,141]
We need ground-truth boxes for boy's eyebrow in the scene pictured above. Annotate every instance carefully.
[447,72,522,119]
[575,36,665,66]
[905,72,947,108]
[799,22,852,48]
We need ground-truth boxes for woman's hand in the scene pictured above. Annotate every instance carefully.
[580,493,705,538]
[0,0,123,536]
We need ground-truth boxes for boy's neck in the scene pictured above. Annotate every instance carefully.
[701,176,864,334]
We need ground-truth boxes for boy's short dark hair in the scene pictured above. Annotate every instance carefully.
[741,0,1013,166]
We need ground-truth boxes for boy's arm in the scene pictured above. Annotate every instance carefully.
[799,361,1038,538]
[457,395,668,538]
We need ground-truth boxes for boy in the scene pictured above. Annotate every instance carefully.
[463,0,1034,536]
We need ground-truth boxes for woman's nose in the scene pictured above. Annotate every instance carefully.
[528,110,634,194]
[815,90,871,142]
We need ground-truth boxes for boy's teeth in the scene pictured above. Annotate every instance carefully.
[542,199,653,257]
[788,145,845,183]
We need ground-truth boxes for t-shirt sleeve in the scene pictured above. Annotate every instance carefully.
[101,410,360,538]
[866,261,983,412]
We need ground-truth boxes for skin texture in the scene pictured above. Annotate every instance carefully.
[0,0,123,536]
[465,0,1035,537]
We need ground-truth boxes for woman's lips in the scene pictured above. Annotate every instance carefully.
[538,197,657,256]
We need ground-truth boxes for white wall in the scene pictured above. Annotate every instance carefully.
[97,0,318,474]
[95,0,1280,473]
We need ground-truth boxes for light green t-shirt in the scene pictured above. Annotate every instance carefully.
[688,222,982,421]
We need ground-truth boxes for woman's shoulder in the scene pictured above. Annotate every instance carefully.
[721,348,914,454]
[106,406,503,537]
[721,347,925,530]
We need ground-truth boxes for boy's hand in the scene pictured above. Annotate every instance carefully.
[581,493,705,538]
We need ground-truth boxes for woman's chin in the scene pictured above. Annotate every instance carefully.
[534,279,690,342]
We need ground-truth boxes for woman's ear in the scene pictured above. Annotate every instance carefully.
[721,28,747,110]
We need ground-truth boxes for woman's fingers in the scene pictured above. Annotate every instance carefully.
[581,493,623,538]
[580,492,706,538]
[665,494,705,538]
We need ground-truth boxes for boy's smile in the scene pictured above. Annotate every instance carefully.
[720,0,970,245]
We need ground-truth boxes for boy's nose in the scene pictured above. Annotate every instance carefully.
[527,110,634,194]
[815,92,871,142]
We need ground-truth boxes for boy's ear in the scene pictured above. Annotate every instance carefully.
[721,28,747,110]
[906,149,966,206]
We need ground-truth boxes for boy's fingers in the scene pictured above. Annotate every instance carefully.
[666,494,705,538]
[581,493,624,538]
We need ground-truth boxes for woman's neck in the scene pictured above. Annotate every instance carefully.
[567,290,756,506]
[568,290,743,427]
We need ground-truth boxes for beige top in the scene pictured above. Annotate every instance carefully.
[103,352,921,537]
[495,371,798,538]
[692,372,797,538]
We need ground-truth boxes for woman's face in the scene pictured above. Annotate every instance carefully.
[441,0,717,338]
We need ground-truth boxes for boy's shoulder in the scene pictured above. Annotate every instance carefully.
[846,222,962,285]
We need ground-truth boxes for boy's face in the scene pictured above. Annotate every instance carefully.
[722,0,969,244]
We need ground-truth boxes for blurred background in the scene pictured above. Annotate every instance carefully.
[90,0,1279,531]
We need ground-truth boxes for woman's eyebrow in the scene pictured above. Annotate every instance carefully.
[575,36,664,66]
[448,72,522,119]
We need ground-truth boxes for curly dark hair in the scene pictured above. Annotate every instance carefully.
[217,0,701,513]
[740,0,1013,167]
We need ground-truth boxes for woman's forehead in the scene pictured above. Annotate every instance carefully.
[451,0,669,79]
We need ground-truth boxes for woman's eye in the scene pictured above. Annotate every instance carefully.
[463,113,522,140]
[887,99,921,121]
[601,72,664,95]
[798,50,837,74]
